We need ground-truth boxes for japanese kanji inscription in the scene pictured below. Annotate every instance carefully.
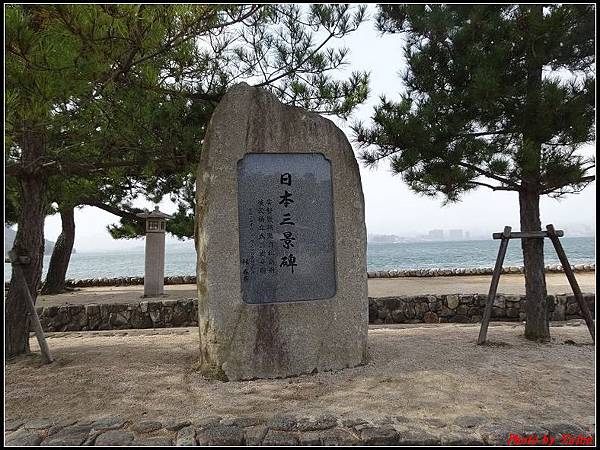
[237,153,336,304]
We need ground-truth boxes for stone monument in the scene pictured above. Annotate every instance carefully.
[196,83,368,381]
[136,206,171,297]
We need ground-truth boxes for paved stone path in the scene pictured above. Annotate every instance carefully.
[4,414,595,446]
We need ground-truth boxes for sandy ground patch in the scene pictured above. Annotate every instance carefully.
[5,322,595,430]
[34,272,596,307]
[368,272,595,297]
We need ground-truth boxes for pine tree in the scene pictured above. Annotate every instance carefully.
[5,5,370,356]
[354,4,595,341]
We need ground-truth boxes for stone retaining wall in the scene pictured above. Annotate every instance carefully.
[36,293,595,332]
[369,293,595,325]
[367,264,594,278]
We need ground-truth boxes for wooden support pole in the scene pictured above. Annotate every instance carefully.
[9,252,54,363]
[478,226,511,345]
[546,224,595,342]
[492,230,564,239]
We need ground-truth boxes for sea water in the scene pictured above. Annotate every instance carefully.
[3,237,595,281]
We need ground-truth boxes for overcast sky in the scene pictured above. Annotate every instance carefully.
[37,6,596,252]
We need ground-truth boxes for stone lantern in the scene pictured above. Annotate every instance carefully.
[136,206,172,297]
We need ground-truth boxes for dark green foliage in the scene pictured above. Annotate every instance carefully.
[106,220,145,240]
[354,4,595,201]
[6,4,370,240]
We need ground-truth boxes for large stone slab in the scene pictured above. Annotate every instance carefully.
[196,82,368,380]
[237,153,336,304]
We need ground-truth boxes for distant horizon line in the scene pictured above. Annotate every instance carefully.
[21,234,594,255]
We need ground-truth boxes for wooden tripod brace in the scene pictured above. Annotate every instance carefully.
[8,250,54,363]
[477,224,595,345]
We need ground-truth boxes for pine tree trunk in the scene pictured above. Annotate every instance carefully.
[41,206,75,295]
[519,4,549,342]
[5,123,48,357]
[519,188,549,341]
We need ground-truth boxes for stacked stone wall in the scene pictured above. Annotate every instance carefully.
[37,293,595,332]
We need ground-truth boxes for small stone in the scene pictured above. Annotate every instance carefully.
[341,418,367,428]
[5,429,43,446]
[480,424,515,445]
[360,425,398,445]
[296,415,338,431]
[163,419,191,431]
[90,416,127,431]
[299,431,322,445]
[219,417,236,426]
[441,431,485,445]
[397,429,440,445]
[4,420,24,431]
[543,422,586,440]
[266,415,298,431]
[353,423,372,432]
[447,295,460,310]
[244,425,268,446]
[454,415,485,429]
[23,418,54,430]
[196,416,222,430]
[133,436,173,446]
[42,425,92,446]
[47,425,64,436]
[196,424,245,446]
[228,417,263,428]
[517,424,553,439]
[320,427,360,446]
[176,425,196,446]
[374,415,395,425]
[94,430,135,446]
[131,420,163,433]
[75,419,96,427]
[423,311,439,323]
[424,418,447,428]
[263,430,299,446]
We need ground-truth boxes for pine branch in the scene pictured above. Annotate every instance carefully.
[6,155,192,177]
[540,174,596,195]
[466,181,518,191]
[456,162,520,189]
[82,200,143,223]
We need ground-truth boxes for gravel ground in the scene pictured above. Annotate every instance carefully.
[5,322,595,431]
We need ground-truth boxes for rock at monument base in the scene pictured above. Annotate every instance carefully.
[196,82,368,381]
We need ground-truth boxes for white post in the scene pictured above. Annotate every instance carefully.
[144,230,166,297]
[137,206,171,297]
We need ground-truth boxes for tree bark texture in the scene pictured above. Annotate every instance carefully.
[5,123,48,357]
[520,4,549,342]
[519,189,550,341]
[41,206,75,295]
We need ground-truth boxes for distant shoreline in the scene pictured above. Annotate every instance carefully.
[4,263,590,289]
[4,235,594,255]
[4,237,594,282]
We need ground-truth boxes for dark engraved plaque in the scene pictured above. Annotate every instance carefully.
[237,153,336,304]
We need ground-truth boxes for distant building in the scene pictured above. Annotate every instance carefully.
[427,229,444,240]
[369,234,401,243]
[448,229,464,241]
